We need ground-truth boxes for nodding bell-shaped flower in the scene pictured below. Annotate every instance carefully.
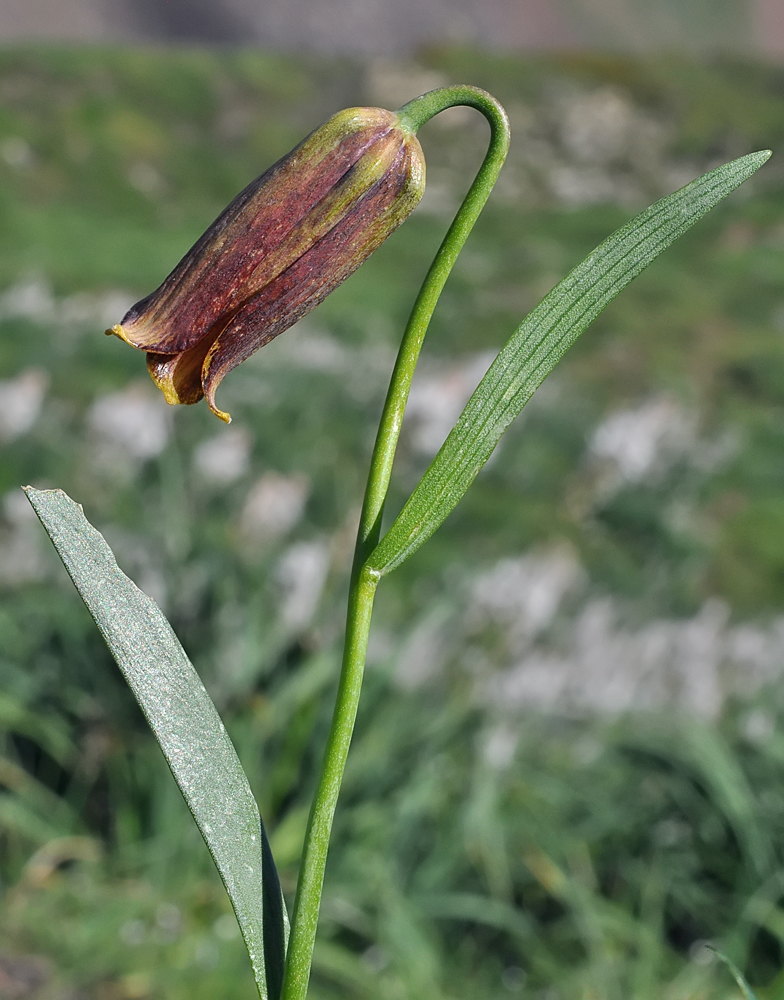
[108,107,425,422]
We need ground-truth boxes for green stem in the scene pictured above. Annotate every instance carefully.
[358,86,510,553]
[279,561,379,1000]
[279,85,510,1000]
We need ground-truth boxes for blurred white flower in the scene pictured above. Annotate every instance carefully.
[483,724,519,770]
[394,610,450,691]
[743,709,775,744]
[275,541,329,630]
[194,427,251,484]
[4,491,36,527]
[0,369,48,442]
[366,59,450,120]
[362,944,390,973]
[0,276,134,330]
[213,913,240,942]
[127,161,165,196]
[589,397,695,485]
[482,596,784,719]
[119,919,145,947]
[156,902,181,937]
[240,473,309,543]
[0,490,48,587]
[88,382,171,460]
[688,940,716,967]
[0,277,54,322]
[60,288,135,330]
[0,136,34,169]
[547,86,670,207]
[470,546,583,651]
[559,87,639,165]
[406,351,495,456]
[283,329,348,372]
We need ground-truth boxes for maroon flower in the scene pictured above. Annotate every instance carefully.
[108,107,425,422]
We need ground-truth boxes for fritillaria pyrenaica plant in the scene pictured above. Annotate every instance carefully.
[22,85,770,1000]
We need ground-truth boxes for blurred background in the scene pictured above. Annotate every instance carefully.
[2,0,784,55]
[3,2,784,999]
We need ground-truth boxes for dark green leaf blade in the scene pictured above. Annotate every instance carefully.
[368,151,771,576]
[24,487,286,1000]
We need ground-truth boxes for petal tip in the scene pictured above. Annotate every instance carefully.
[210,404,232,424]
[107,323,132,344]
[149,368,184,407]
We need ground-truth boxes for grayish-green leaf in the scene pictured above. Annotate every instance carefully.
[24,486,286,1000]
[707,946,758,1000]
[367,151,771,576]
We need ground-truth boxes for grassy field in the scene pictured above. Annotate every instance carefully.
[2,45,784,999]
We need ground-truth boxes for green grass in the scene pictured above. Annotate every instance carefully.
[2,44,784,999]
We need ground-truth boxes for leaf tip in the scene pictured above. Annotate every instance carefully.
[22,485,44,510]
[742,149,772,173]
[23,485,65,503]
[706,945,758,1000]
[23,486,86,522]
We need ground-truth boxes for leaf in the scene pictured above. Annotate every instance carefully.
[367,150,771,576]
[24,487,287,1000]
[707,946,758,1000]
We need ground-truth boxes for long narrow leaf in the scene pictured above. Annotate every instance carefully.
[24,487,287,1000]
[707,947,758,1000]
[367,151,770,576]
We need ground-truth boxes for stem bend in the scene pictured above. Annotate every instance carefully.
[357,85,510,559]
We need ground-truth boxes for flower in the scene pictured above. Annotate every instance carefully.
[107,107,425,422]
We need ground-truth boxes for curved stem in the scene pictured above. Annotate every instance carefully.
[280,85,510,1000]
[358,86,510,555]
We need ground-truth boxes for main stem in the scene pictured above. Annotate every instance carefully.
[279,86,510,1000]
